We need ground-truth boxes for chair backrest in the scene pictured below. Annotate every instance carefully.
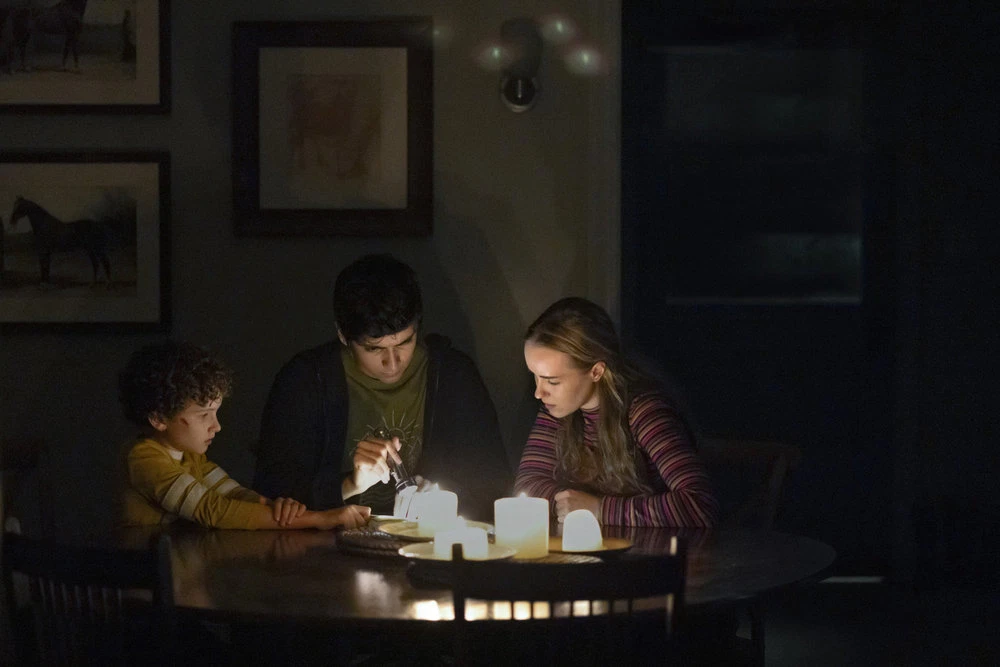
[698,436,802,529]
[435,538,686,667]
[2,522,175,666]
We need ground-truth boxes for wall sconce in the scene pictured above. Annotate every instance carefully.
[499,17,542,113]
[477,14,600,112]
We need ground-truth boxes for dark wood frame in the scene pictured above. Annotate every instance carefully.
[0,0,171,114]
[232,18,434,237]
[0,151,170,332]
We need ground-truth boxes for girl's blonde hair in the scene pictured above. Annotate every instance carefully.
[525,297,653,495]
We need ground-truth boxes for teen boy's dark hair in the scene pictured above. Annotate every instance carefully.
[119,341,233,427]
[333,254,423,343]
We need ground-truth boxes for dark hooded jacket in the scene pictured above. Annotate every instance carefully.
[253,334,511,521]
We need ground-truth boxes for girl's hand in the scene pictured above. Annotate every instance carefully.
[270,497,307,527]
[553,490,602,523]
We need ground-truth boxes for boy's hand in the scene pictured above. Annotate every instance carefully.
[319,504,371,530]
[270,497,306,527]
[348,436,402,495]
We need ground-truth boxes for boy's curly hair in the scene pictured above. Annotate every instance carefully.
[119,341,233,427]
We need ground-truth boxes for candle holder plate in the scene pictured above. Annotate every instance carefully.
[405,551,603,588]
[379,520,494,542]
[547,536,632,555]
[398,543,517,561]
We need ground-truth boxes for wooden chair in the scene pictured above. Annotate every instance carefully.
[698,436,802,530]
[2,520,176,666]
[425,538,685,667]
[698,435,802,665]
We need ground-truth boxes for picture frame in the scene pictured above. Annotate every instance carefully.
[0,152,170,331]
[232,18,433,237]
[0,0,170,113]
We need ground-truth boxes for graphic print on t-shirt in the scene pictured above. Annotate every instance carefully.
[355,409,423,513]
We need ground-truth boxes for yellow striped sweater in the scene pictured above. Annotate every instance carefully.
[123,438,263,528]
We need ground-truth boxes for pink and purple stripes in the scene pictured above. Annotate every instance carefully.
[514,394,719,527]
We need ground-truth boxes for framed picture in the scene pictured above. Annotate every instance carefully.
[0,0,170,113]
[233,18,433,236]
[0,152,170,331]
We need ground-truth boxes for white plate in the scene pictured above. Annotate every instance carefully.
[379,520,494,542]
[398,542,517,561]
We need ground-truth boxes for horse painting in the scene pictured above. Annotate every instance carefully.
[8,195,113,286]
[3,0,89,72]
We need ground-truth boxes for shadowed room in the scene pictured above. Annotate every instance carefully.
[1,1,998,665]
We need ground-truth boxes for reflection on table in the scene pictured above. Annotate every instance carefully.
[113,523,834,624]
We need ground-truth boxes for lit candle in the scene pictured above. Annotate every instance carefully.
[432,517,489,560]
[494,493,549,559]
[561,509,603,552]
[416,486,458,537]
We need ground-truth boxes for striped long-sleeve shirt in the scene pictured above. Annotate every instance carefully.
[514,394,719,527]
[123,438,264,528]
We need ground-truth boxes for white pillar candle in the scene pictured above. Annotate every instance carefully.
[561,509,603,552]
[416,487,458,537]
[432,518,489,560]
[494,493,549,559]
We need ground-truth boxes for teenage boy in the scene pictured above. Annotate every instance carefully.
[120,341,370,529]
[253,254,510,520]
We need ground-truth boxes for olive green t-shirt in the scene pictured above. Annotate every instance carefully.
[340,343,428,513]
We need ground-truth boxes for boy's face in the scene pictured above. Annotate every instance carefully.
[340,323,418,384]
[149,398,223,456]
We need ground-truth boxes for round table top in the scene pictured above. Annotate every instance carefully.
[114,522,834,625]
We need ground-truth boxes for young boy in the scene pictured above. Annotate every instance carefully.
[120,340,370,530]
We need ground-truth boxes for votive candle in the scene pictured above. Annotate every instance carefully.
[561,509,603,552]
[416,487,458,537]
[494,493,549,559]
[432,518,489,560]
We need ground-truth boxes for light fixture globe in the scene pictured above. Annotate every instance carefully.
[500,75,540,112]
[498,17,542,112]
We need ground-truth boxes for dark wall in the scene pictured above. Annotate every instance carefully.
[893,0,1000,583]
[622,0,1000,576]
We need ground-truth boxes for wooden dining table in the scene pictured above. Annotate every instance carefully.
[111,520,835,626]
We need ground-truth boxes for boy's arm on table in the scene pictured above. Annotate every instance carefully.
[129,444,369,529]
